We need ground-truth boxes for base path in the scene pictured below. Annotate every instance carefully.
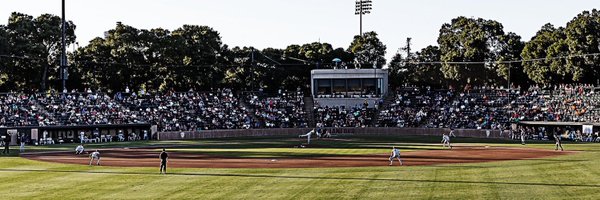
[21,146,574,168]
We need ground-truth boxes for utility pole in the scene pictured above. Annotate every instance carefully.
[508,63,511,90]
[355,0,372,37]
[405,38,411,58]
[61,0,67,93]
[251,47,255,91]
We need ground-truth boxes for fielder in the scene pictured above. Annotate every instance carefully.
[520,130,526,145]
[299,129,314,144]
[89,150,101,166]
[442,133,452,149]
[75,144,85,155]
[389,146,403,166]
[554,133,564,151]
[323,129,332,138]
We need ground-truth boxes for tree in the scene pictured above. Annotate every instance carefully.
[387,52,408,87]
[496,32,526,87]
[2,12,76,91]
[171,25,224,90]
[73,22,146,92]
[73,23,226,92]
[521,24,568,84]
[413,46,445,86]
[348,31,387,68]
[563,9,600,83]
[388,45,445,87]
[0,25,6,54]
[438,17,522,86]
[388,38,415,87]
[0,25,8,88]
[222,46,269,90]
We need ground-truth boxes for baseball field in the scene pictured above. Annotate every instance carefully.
[1,135,599,199]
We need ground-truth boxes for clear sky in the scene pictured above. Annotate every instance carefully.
[1,0,598,62]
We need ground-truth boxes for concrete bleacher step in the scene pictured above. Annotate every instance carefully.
[304,97,316,128]
[372,92,396,126]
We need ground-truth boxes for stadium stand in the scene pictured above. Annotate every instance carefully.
[2,84,600,139]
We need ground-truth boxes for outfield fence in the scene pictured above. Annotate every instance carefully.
[158,127,509,140]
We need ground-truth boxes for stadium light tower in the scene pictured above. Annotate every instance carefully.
[61,0,67,93]
[355,0,372,37]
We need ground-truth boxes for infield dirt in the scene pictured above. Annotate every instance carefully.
[21,146,574,168]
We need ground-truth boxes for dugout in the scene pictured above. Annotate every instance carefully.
[0,124,152,145]
[515,121,599,139]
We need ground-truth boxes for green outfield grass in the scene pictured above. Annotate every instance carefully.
[0,136,599,199]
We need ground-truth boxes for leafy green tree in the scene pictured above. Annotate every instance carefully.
[413,46,445,86]
[329,47,354,67]
[388,45,445,87]
[521,24,567,84]
[73,23,226,92]
[0,25,8,88]
[222,46,269,90]
[563,9,600,83]
[171,25,224,90]
[2,12,76,91]
[387,52,408,87]
[348,31,387,68]
[496,32,526,87]
[438,17,522,86]
[0,25,6,54]
[73,22,147,92]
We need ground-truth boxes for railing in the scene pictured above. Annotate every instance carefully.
[157,127,507,140]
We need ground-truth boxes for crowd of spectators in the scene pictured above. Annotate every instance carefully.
[314,100,375,128]
[0,93,41,127]
[1,89,253,131]
[377,84,600,130]
[3,84,600,133]
[246,90,308,128]
[510,84,600,123]
[120,89,253,131]
[378,87,510,130]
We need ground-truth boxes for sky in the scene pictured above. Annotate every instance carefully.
[1,0,598,63]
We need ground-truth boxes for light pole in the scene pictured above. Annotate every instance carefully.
[60,0,67,93]
[355,0,372,37]
[373,61,377,97]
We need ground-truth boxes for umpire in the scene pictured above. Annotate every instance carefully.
[159,148,169,174]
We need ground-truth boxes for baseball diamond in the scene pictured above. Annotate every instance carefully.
[21,146,574,168]
[2,1,600,199]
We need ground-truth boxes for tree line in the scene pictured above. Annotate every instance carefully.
[391,9,600,88]
[0,9,599,93]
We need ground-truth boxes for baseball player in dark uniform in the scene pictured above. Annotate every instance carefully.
[160,149,169,174]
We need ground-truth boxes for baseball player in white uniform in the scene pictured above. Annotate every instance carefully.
[442,133,452,149]
[389,146,403,166]
[80,131,85,143]
[554,133,564,151]
[299,129,314,144]
[89,150,101,166]
[520,129,526,145]
[75,144,85,155]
